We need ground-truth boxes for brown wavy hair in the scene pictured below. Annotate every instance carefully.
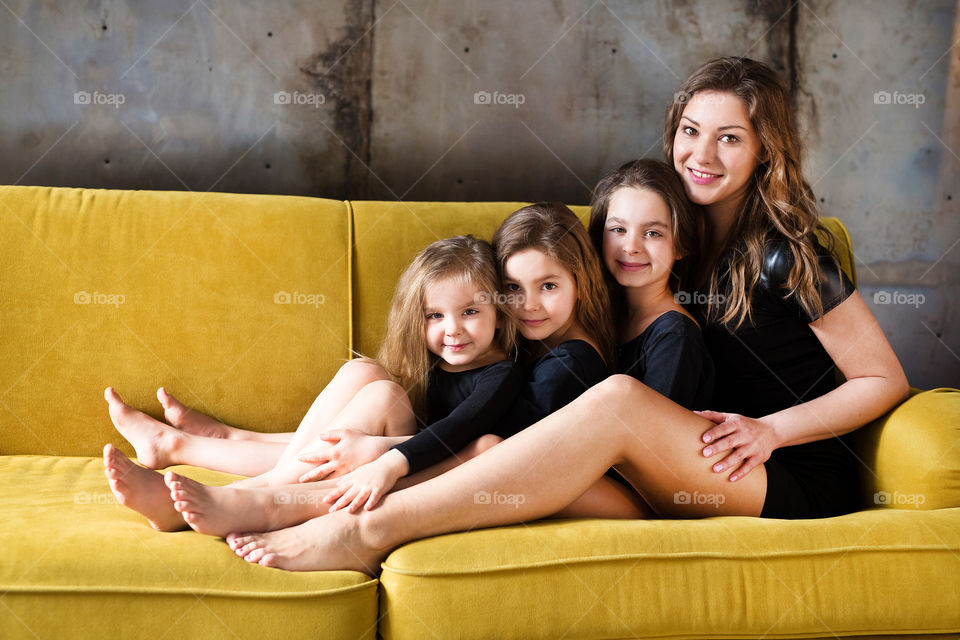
[588,158,705,321]
[664,56,839,327]
[492,202,616,367]
[376,236,517,418]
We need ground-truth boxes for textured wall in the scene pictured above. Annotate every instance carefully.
[1,0,957,388]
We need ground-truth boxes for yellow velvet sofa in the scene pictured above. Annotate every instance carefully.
[1,185,958,640]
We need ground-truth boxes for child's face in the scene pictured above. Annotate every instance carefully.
[502,248,578,348]
[423,276,501,372]
[602,187,677,291]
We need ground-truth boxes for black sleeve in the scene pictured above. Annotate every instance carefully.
[391,362,522,475]
[638,327,710,411]
[495,342,609,439]
[761,235,855,322]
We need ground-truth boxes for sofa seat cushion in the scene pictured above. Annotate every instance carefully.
[0,455,378,640]
[378,510,960,640]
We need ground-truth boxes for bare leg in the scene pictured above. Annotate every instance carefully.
[102,444,186,531]
[105,387,288,475]
[232,379,417,489]
[158,387,292,443]
[229,376,767,573]
[272,359,398,467]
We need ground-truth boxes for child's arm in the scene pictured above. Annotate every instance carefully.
[388,361,522,477]
[295,430,413,482]
[322,449,410,512]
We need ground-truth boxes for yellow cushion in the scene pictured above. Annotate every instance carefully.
[349,201,589,356]
[379,509,960,639]
[854,388,960,510]
[0,455,377,639]
[0,186,352,456]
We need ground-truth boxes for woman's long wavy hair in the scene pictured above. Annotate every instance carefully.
[376,236,517,418]
[492,203,616,367]
[588,158,705,324]
[664,56,839,327]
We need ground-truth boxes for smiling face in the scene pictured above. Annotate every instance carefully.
[502,248,578,348]
[602,187,677,293]
[672,90,763,218]
[423,276,501,372]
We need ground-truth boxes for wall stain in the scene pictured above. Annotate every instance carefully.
[299,0,375,197]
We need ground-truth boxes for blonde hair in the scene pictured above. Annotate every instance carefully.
[376,236,516,418]
[492,203,616,367]
[664,56,839,327]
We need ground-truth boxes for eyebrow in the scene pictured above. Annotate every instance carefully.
[504,274,563,282]
[606,217,669,228]
[681,116,747,131]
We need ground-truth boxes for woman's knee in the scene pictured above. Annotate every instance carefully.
[586,375,652,414]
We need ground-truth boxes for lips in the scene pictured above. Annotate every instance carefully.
[521,319,547,327]
[444,343,470,351]
[617,260,649,272]
[687,166,722,185]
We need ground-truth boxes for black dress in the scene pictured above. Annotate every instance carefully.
[391,359,523,475]
[618,310,714,411]
[696,232,860,519]
[494,340,610,439]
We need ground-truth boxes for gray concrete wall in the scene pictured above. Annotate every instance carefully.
[1,0,957,388]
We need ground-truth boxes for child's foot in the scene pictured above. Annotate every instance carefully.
[226,511,388,575]
[157,387,231,439]
[105,387,185,469]
[102,444,186,531]
[165,472,322,537]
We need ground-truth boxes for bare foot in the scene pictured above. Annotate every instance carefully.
[157,387,232,439]
[226,511,389,575]
[105,387,183,469]
[165,472,327,537]
[102,444,186,531]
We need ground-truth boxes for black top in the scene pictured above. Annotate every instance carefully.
[699,233,855,417]
[391,359,523,475]
[618,310,714,410]
[494,340,610,439]
[695,232,859,512]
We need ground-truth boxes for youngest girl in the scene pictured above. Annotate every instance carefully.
[103,236,523,532]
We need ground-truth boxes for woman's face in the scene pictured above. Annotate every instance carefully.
[602,187,676,293]
[672,90,763,215]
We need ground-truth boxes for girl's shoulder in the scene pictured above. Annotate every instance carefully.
[622,310,702,349]
[533,339,609,378]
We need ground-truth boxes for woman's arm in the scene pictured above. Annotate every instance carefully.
[699,291,910,481]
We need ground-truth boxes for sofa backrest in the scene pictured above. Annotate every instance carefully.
[0,186,351,456]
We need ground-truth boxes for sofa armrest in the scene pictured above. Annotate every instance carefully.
[852,387,960,510]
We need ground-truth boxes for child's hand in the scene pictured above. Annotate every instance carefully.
[324,450,409,513]
[297,429,390,482]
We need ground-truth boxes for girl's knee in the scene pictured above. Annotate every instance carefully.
[338,358,390,385]
[474,434,503,453]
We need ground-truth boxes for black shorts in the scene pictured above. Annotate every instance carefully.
[760,438,862,519]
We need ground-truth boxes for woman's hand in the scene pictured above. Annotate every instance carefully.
[695,411,779,482]
[297,429,390,482]
[323,450,409,513]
